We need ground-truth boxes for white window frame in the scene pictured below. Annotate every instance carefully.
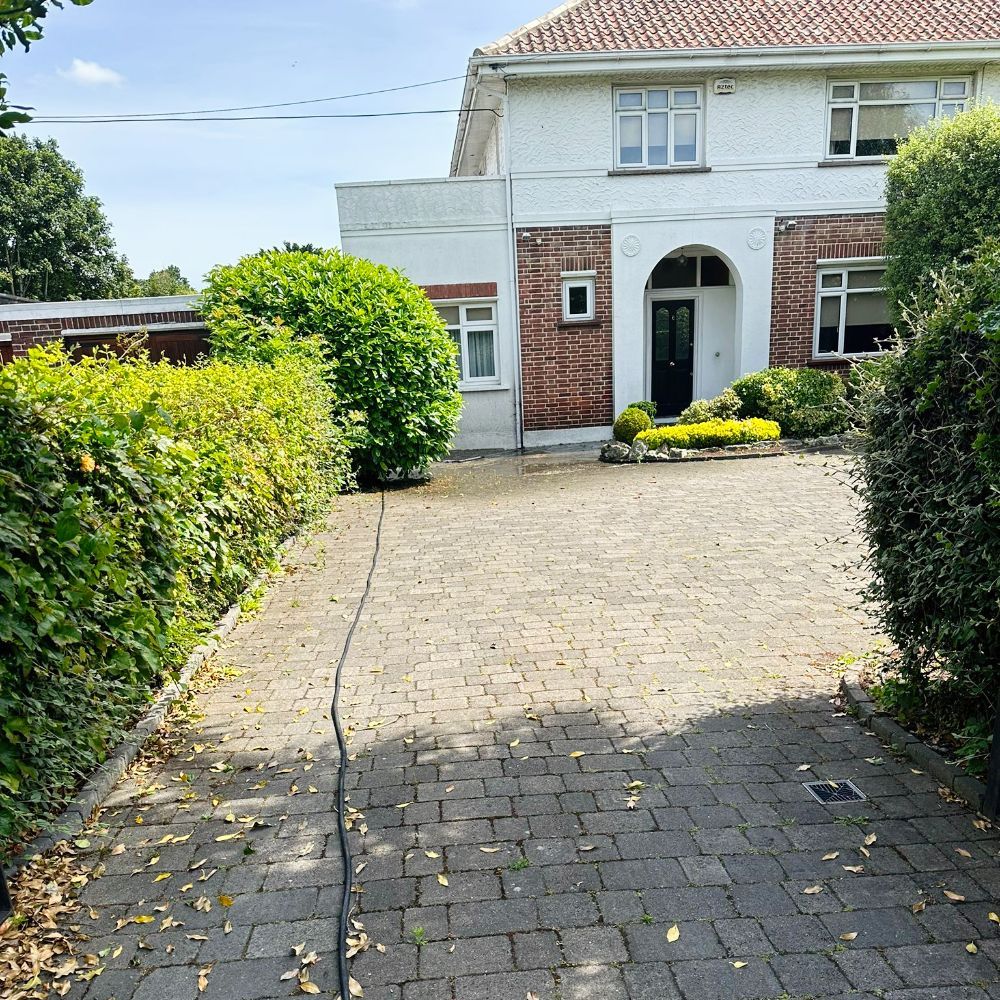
[825,77,971,160]
[813,261,891,359]
[434,299,501,388]
[562,272,596,322]
[613,86,704,170]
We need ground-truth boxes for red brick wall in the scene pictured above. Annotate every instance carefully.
[516,226,614,431]
[0,308,203,360]
[770,212,885,368]
[422,282,498,300]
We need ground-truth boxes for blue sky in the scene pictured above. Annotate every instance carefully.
[7,0,544,287]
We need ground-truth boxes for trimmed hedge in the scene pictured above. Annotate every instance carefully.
[637,418,780,451]
[613,406,653,443]
[627,400,657,421]
[853,244,1000,772]
[0,345,350,851]
[678,389,741,425]
[202,248,463,481]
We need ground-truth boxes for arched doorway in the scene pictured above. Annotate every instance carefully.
[644,247,739,418]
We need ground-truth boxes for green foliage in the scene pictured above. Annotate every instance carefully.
[202,248,462,481]
[131,265,197,297]
[613,406,653,444]
[853,243,1000,757]
[0,344,350,851]
[731,367,847,438]
[0,135,134,300]
[884,104,1000,320]
[637,418,780,451]
[1,0,94,129]
[627,400,657,421]
[678,388,741,425]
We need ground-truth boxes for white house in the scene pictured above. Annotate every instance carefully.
[336,0,1000,451]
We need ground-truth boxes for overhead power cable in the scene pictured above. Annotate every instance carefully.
[36,73,468,121]
[32,108,500,125]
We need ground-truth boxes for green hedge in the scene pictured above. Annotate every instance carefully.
[731,367,847,438]
[203,248,462,481]
[678,389,741,425]
[637,418,780,451]
[0,345,350,850]
[853,244,1000,771]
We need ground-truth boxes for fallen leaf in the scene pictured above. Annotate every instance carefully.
[153,872,172,883]
[967,942,979,954]
[956,848,973,859]
[479,847,501,854]
[424,852,440,859]
[299,983,321,995]
[198,964,213,993]
[280,970,299,981]
[864,833,877,847]
[840,932,858,942]
[822,852,840,861]
[912,900,927,913]
[569,751,586,759]
[731,961,747,969]
[218,895,234,907]
[437,874,449,887]
[989,912,1000,925]
[349,975,364,997]
[797,765,812,772]
[945,890,966,902]
[802,885,824,895]
[509,739,520,749]
[843,866,865,874]
[666,924,680,943]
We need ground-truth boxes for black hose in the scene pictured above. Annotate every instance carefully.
[331,489,387,1000]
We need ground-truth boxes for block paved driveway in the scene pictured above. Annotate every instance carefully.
[68,451,1000,1000]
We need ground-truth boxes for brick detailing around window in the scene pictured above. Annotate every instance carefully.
[422,282,498,301]
[516,226,613,431]
[770,213,885,368]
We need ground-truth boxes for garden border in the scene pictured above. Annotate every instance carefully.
[840,670,987,812]
[3,534,301,880]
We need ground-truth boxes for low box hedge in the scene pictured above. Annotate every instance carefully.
[0,344,351,852]
[636,417,781,451]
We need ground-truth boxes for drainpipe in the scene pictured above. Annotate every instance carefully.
[500,72,526,452]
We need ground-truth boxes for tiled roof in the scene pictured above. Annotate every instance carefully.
[479,0,1000,56]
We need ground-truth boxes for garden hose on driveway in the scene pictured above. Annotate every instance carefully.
[330,489,387,1000]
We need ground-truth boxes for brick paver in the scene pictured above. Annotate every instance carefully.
[61,452,1000,1000]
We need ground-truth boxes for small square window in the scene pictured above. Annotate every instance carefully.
[618,91,644,109]
[563,276,596,321]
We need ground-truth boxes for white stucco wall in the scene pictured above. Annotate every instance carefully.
[336,178,518,452]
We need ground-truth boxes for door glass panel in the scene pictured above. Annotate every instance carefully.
[654,309,671,361]
[619,115,643,164]
[647,89,669,109]
[648,113,669,165]
[672,113,698,162]
[818,297,841,354]
[844,291,892,354]
[467,329,496,378]
[829,107,854,156]
[856,102,936,156]
[674,307,691,361]
[859,81,937,101]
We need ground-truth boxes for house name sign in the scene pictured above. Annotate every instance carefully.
[713,78,737,95]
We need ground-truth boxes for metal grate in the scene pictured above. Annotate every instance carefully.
[803,779,867,804]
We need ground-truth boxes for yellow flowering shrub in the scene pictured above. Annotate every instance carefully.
[636,418,781,451]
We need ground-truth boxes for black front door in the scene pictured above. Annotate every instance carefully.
[651,299,695,417]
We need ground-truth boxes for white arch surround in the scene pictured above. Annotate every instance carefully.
[610,214,775,416]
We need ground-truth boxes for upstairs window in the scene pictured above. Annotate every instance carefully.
[435,301,500,386]
[815,265,893,358]
[615,87,703,169]
[826,79,970,159]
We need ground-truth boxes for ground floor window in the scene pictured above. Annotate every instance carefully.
[434,301,500,385]
[815,264,893,357]
[562,273,596,321]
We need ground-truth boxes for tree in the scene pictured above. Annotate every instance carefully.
[1,0,94,130]
[883,104,1000,320]
[133,265,197,297]
[0,135,134,300]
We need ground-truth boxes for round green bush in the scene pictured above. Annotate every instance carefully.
[202,248,463,481]
[731,367,846,438]
[678,388,741,425]
[884,104,1000,321]
[853,243,1000,758]
[613,406,653,443]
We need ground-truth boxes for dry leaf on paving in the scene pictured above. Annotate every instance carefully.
[945,890,966,902]
[912,900,927,913]
[198,964,213,993]
[731,961,747,969]
[956,848,973,859]
[299,982,321,995]
[822,852,839,861]
[480,847,501,854]
[424,852,440,859]
[967,942,979,954]
[842,866,865,874]
[280,969,299,981]
[797,765,812,772]
[569,751,586,759]
[437,874,449,887]
[349,975,364,997]
[802,886,824,895]
[666,924,680,943]
[840,932,859,942]
[864,833,877,847]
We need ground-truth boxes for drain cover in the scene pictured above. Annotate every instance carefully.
[803,779,866,804]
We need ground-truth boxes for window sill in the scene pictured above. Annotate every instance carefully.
[817,158,889,167]
[557,318,604,329]
[608,166,711,176]
[810,353,884,364]
[459,381,509,393]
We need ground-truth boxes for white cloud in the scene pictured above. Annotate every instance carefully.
[58,58,125,87]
